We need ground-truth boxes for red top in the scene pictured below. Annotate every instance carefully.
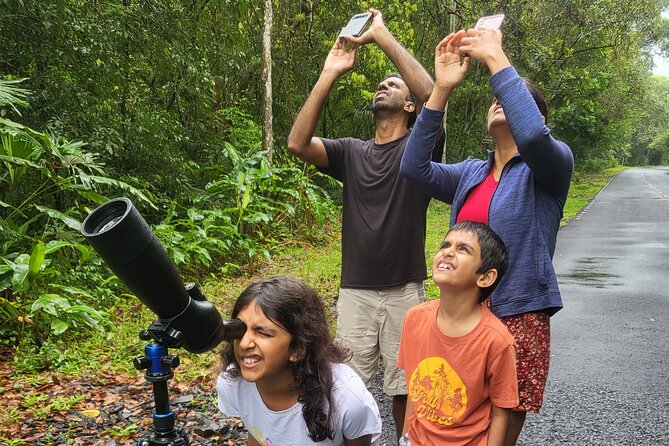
[456,169,498,225]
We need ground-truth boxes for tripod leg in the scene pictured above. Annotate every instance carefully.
[135,340,190,446]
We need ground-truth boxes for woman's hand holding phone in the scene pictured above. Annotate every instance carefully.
[459,28,510,75]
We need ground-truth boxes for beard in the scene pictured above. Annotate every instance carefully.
[372,96,403,114]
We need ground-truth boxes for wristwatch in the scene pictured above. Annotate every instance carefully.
[399,433,411,446]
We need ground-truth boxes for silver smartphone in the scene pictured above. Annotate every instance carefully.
[339,12,373,38]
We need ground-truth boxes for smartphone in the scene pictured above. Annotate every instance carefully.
[474,13,505,30]
[339,12,373,38]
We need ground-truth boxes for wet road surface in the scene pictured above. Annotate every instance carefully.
[519,167,669,445]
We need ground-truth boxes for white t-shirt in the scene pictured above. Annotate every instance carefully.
[217,362,381,446]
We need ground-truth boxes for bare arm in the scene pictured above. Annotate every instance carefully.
[248,432,262,446]
[344,9,434,108]
[287,39,356,167]
[487,405,512,446]
[401,397,414,436]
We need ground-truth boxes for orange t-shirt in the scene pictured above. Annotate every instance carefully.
[398,301,518,446]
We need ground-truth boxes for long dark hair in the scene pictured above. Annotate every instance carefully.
[219,277,350,441]
[521,77,548,124]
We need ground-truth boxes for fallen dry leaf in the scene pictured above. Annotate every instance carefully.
[80,409,101,418]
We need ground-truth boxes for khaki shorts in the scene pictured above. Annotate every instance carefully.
[336,281,425,396]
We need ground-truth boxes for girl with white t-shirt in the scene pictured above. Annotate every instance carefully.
[217,277,382,446]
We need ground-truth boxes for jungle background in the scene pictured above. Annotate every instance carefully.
[1,0,669,444]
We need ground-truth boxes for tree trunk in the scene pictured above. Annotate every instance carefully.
[261,0,274,165]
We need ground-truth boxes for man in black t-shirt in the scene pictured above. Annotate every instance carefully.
[287,9,443,440]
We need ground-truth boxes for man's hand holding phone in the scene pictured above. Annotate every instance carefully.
[322,38,357,79]
[339,8,386,47]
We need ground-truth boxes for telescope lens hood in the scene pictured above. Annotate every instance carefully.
[81,198,190,319]
[81,197,152,265]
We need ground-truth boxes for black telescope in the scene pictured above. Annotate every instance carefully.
[81,197,245,353]
[82,197,245,445]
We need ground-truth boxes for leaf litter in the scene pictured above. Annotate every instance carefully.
[0,347,247,445]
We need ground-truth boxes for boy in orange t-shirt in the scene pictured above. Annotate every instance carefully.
[398,221,518,446]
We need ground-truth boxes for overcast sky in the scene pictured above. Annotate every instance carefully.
[653,51,669,77]
[654,11,669,77]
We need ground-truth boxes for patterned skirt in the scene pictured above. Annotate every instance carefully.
[498,311,551,413]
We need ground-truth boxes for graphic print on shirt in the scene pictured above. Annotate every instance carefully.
[252,426,277,446]
[408,357,468,426]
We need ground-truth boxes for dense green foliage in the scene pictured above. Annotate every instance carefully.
[629,76,669,164]
[3,1,668,176]
[0,75,337,351]
[1,1,669,363]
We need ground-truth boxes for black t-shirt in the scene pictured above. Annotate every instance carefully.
[320,131,444,289]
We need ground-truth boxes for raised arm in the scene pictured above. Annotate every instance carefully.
[461,29,574,197]
[287,39,356,167]
[491,68,573,198]
[399,33,471,203]
[343,9,433,108]
[426,31,470,111]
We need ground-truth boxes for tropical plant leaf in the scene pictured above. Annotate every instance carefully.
[0,117,28,130]
[34,205,81,231]
[28,241,45,275]
[52,284,94,299]
[71,187,109,204]
[31,294,71,316]
[44,240,75,254]
[0,153,42,169]
[9,255,30,292]
[0,78,30,112]
[51,319,69,335]
[77,174,156,209]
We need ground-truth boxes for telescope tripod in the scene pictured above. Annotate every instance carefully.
[134,320,190,446]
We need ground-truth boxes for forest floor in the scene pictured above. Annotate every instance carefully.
[0,345,241,445]
[0,169,620,445]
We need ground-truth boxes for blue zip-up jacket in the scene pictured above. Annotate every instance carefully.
[400,66,574,317]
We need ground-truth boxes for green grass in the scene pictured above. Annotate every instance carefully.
[8,170,620,380]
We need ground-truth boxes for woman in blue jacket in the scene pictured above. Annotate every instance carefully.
[400,29,574,445]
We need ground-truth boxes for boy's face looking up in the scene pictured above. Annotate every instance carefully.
[432,229,498,297]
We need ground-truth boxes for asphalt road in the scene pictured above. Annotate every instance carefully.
[518,167,669,445]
